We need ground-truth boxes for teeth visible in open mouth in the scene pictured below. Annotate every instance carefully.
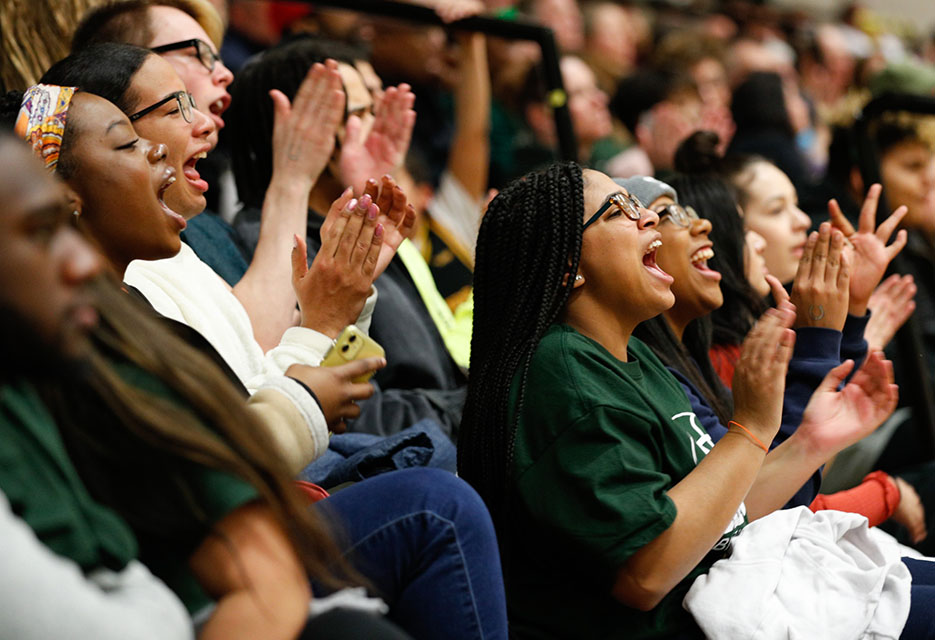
[213,99,224,112]
[193,152,207,161]
[645,239,662,254]
[167,176,176,185]
[691,247,714,263]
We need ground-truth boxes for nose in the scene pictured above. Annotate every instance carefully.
[792,205,811,231]
[213,60,234,88]
[638,207,660,229]
[191,108,214,139]
[691,216,713,235]
[146,141,169,164]
[56,227,102,285]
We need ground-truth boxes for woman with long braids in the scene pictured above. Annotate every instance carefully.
[460,162,935,639]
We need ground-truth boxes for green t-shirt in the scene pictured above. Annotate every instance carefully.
[506,324,746,639]
[0,380,138,572]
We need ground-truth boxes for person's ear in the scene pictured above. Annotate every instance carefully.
[63,186,82,219]
[562,272,585,288]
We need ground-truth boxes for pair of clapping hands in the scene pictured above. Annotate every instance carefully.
[285,175,416,434]
[262,58,417,433]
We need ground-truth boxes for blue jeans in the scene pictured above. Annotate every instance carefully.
[315,468,508,640]
[901,557,935,639]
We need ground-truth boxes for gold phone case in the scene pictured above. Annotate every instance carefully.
[321,325,385,383]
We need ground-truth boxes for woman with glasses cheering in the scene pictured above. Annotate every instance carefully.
[458,163,925,639]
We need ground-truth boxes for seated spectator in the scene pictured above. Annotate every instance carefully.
[228,35,469,436]
[5,86,509,637]
[71,0,321,351]
[513,54,613,176]
[607,69,703,179]
[458,161,935,639]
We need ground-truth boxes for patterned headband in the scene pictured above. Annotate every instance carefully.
[14,84,77,172]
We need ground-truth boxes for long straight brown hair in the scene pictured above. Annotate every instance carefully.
[42,273,359,590]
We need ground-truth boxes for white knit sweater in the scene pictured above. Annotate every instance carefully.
[124,242,376,472]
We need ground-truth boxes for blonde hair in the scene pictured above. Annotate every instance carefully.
[0,0,103,90]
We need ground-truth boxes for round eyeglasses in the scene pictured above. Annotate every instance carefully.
[151,39,221,73]
[128,91,196,123]
[655,203,700,228]
[583,192,645,231]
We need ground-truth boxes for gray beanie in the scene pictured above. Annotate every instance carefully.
[613,176,677,207]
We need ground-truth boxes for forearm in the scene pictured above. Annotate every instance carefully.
[198,587,308,640]
[193,504,311,640]
[743,433,825,520]
[233,177,311,351]
[448,32,490,200]
[613,432,765,610]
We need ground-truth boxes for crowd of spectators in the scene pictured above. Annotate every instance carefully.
[1,0,935,637]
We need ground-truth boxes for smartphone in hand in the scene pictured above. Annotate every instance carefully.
[321,325,385,383]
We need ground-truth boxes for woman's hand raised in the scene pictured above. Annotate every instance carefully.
[796,350,899,462]
[731,281,797,447]
[828,183,908,317]
[293,190,383,338]
[790,222,850,331]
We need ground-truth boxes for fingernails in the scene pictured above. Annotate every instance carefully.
[359,194,372,208]
[368,204,378,220]
[347,199,358,211]
[367,178,378,187]
[375,223,384,238]
[343,186,353,196]
[293,234,299,249]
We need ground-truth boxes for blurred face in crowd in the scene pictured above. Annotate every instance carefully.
[335,61,376,148]
[880,139,935,235]
[129,54,214,218]
[147,5,234,145]
[738,161,811,284]
[584,3,637,76]
[532,0,584,53]
[0,138,102,361]
[561,56,612,149]
[691,57,730,110]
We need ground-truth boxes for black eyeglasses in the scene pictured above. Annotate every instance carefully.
[655,203,700,228]
[151,39,221,73]
[128,90,196,123]
[583,192,644,231]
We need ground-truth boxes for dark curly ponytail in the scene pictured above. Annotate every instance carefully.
[459,161,584,528]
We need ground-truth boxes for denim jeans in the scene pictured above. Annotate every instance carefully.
[901,557,935,639]
[315,468,508,640]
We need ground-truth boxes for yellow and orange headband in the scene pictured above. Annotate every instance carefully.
[14,84,77,173]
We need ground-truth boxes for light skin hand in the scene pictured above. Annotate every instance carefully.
[790,222,850,330]
[796,351,899,462]
[362,174,417,278]
[865,274,917,351]
[337,84,417,195]
[269,60,345,192]
[730,299,797,444]
[286,358,385,433]
[828,183,908,316]
[293,190,383,338]
[892,476,928,544]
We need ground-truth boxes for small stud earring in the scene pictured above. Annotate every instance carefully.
[72,210,80,217]
[574,275,583,282]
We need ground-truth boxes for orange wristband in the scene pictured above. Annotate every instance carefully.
[728,420,769,453]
